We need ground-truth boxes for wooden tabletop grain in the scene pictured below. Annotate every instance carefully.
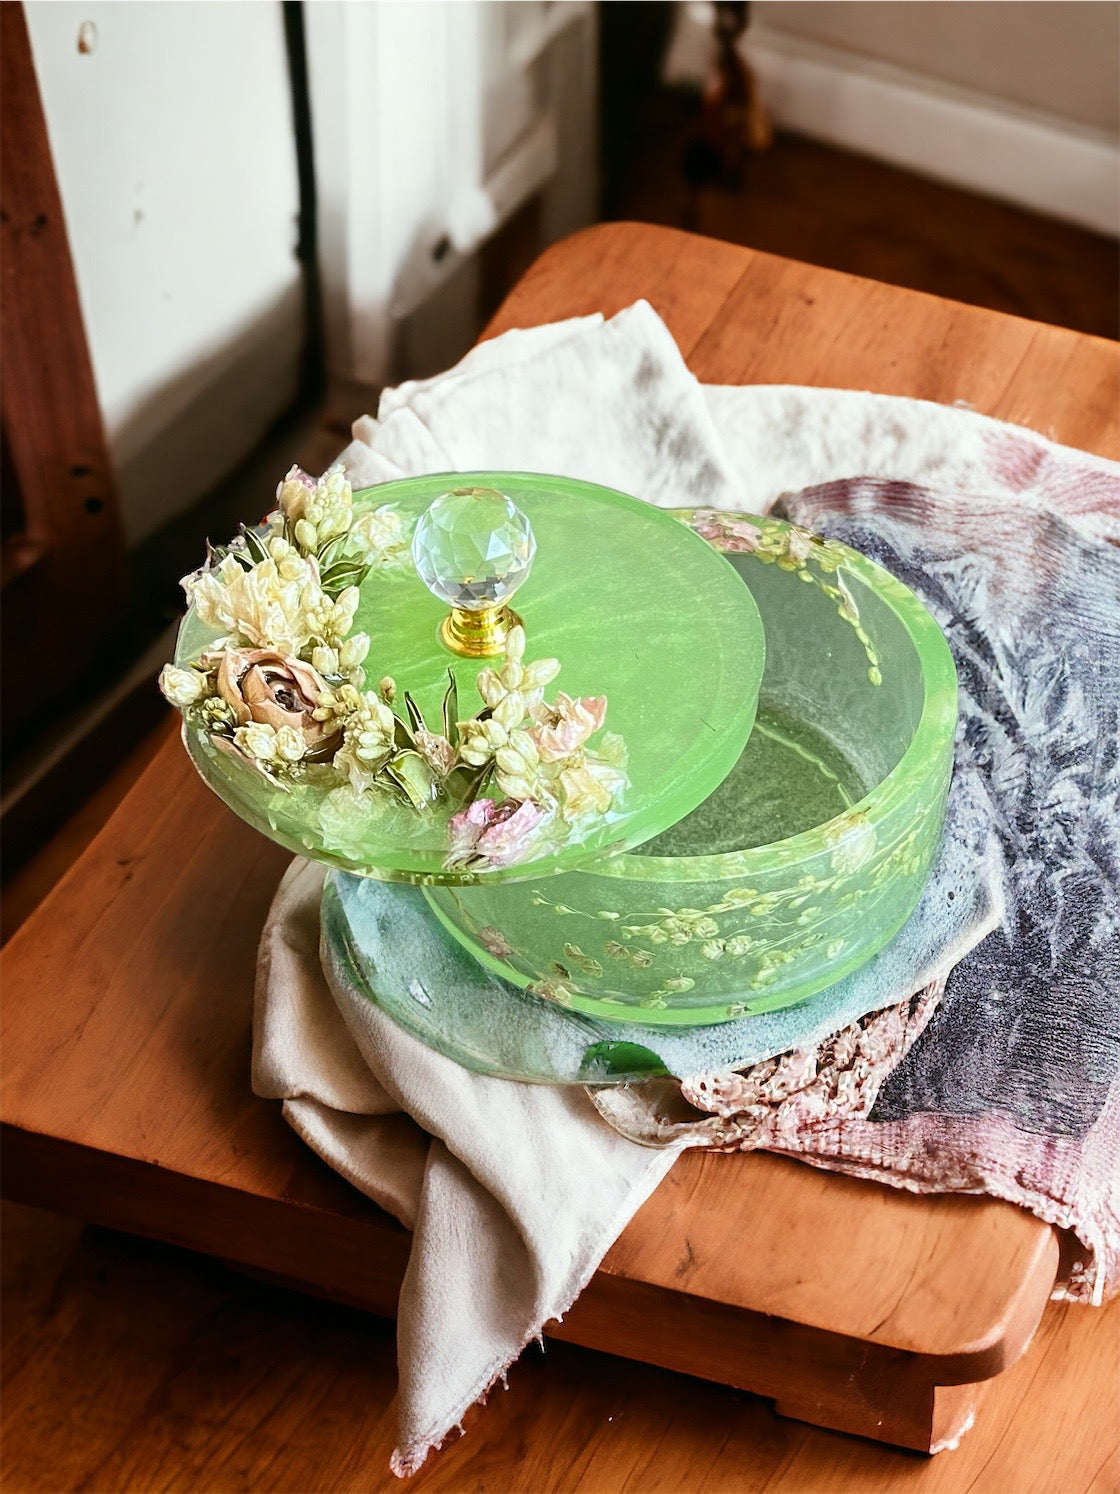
[4,223,1118,1480]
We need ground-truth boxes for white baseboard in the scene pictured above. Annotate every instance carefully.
[743,28,1118,237]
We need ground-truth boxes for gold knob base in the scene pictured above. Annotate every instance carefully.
[439,604,523,658]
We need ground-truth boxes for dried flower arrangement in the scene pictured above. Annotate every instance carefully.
[160,466,625,872]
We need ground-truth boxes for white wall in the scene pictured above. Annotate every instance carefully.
[667,0,1119,235]
[26,0,599,543]
[305,0,598,388]
[755,2,1119,134]
[746,0,1120,234]
[26,1,303,545]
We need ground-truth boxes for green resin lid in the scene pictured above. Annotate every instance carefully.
[174,472,765,885]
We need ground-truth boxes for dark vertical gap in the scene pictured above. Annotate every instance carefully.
[598,1,678,220]
[1,420,26,541]
[282,0,326,403]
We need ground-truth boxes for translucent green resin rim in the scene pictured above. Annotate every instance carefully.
[585,512,959,883]
[421,508,959,1027]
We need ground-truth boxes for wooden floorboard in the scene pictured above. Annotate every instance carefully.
[2,1199,1116,1493]
[614,116,1119,342]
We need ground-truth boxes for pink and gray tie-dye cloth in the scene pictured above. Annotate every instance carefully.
[601,470,1120,1305]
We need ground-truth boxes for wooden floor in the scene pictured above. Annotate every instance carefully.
[2,1198,1117,1494]
[613,116,1119,341]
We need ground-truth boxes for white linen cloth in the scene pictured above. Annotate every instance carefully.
[252,302,1120,1476]
[254,859,678,1478]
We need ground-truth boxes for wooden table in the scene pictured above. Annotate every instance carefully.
[4,225,1118,1466]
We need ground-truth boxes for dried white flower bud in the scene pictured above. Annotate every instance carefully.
[492,691,524,731]
[505,625,526,665]
[476,668,505,709]
[524,658,560,690]
[235,722,278,761]
[159,664,207,709]
[339,633,370,671]
[274,726,307,762]
[506,728,539,768]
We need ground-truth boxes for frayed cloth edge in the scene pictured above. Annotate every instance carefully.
[389,1139,682,1477]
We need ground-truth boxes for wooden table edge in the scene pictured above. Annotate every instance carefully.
[1,1115,1047,1464]
[491,220,1120,360]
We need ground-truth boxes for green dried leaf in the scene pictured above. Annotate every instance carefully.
[240,525,270,564]
[443,760,493,811]
[392,712,416,752]
[383,750,439,810]
[442,670,459,746]
[207,540,253,572]
[403,692,427,736]
[317,533,346,568]
[359,748,393,779]
[320,561,371,597]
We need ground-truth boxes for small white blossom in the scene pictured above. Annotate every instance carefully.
[476,638,558,718]
[476,668,505,709]
[559,758,626,822]
[350,504,409,567]
[492,690,525,731]
[505,625,526,665]
[339,633,370,671]
[459,716,509,766]
[159,664,208,708]
[493,730,546,801]
[332,587,360,635]
[274,725,307,762]
[186,551,330,656]
[523,658,560,691]
[235,722,280,761]
[334,691,397,792]
[595,731,628,769]
[276,464,354,552]
[200,696,236,729]
[275,466,316,523]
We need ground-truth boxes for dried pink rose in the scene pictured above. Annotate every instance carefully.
[446,797,547,870]
[447,799,493,865]
[529,692,608,762]
[476,799,546,867]
[216,648,339,756]
[479,926,515,959]
[415,728,456,776]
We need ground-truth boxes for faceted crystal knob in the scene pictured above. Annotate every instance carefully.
[412,486,536,657]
